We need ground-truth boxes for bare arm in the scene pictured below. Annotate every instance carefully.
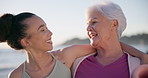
[121,42,148,64]
[61,45,96,58]
[8,64,23,78]
[58,45,96,67]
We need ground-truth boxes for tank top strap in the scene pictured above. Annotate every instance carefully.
[49,52,57,60]
[22,61,26,78]
[23,62,26,72]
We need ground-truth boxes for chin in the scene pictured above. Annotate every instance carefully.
[47,46,53,51]
[48,49,53,51]
[49,47,53,51]
[90,41,97,48]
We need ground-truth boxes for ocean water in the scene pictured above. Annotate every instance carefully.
[0,49,27,78]
[0,45,148,78]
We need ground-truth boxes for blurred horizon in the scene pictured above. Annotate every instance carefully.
[0,32,148,49]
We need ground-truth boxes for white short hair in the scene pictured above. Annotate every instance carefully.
[87,2,126,38]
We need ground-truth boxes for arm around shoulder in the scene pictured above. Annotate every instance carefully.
[121,42,148,64]
[62,45,96,59]
[59,45,96,67]
[8,65,23,78]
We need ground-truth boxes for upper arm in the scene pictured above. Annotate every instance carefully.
[63,45,95,58]
[8,65,23,78]
[121,42,144,58]
[59,45,96,67]
[8,70,17,78]
[121,42,148,64]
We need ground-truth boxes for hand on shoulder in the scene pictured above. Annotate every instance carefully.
[132,64,148,78]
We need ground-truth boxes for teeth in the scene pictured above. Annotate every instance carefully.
[46,40,52,43]
[90,34,96,38]
[91,35,94,38]
[88,32,97,38]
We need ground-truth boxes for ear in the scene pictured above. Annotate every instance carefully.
[20,38,29,48]
[111,19,118,30]
[113,19,118,27]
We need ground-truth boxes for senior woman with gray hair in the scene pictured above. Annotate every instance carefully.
[72,1,148,78]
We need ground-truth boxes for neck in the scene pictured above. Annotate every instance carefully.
[95,38,123,65]
[26,49,52,70]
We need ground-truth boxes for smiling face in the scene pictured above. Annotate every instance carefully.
[86,7,117,48]
[23,15,53,52]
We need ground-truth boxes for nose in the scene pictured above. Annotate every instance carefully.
[86,25,93,38]
[47,29,53,36]
[87,25,92,32]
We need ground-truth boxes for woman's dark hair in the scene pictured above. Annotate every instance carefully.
[0,12,35,50]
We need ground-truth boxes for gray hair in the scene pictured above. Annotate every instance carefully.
[87,2,126,38]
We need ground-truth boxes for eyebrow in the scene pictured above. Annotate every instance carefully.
[87,17,98,24]
[91,17,98,20]
[37,24,45,31]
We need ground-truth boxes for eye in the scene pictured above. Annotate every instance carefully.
[41,29,45,31]
[92,21,96,24]
[91,21,98,26]
[87,19,98,26]
[46,27,48,30]
[40,27,46,32]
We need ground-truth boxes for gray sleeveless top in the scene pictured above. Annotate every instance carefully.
[22,53,71,78]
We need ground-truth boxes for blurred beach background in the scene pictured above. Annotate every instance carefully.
[0,0,148,78]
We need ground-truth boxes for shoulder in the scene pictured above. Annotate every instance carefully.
[125,52,141,63]
[72,53,95,78]
[50,50,65,64]
[50,50,63,59]
[8,63,24,78]
[50,50,67,62]
[50,48,75,68]
[127,53,141,63]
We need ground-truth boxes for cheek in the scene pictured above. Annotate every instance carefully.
[29,35,43,45]
[94,24,102,35]
[95,27,110,42]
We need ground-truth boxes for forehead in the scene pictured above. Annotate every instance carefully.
[22,15,45,26]
[86,7,104,21]
[22,15,46,34]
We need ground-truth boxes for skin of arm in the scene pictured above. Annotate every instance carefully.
[57,45,96,68]
[8,64,24,78]
[59,42,148,68]
[121,42,148,64]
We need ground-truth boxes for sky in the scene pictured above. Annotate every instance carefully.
[0,0,148,48]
